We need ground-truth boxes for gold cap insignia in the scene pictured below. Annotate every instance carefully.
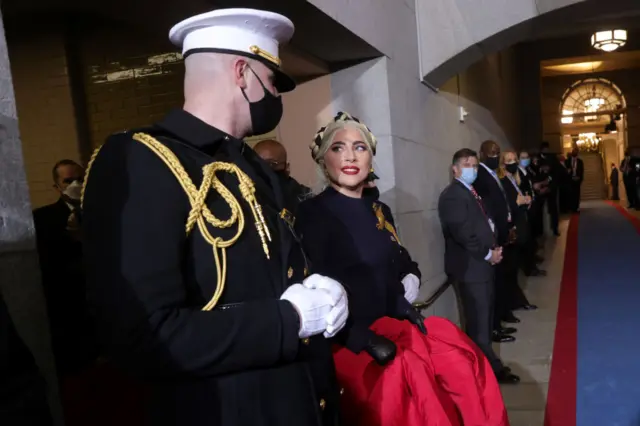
[250,45,281,67]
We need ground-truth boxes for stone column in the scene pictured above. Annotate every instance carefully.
[0,10,63,426]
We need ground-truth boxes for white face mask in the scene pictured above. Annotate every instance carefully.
[63,180,83,201]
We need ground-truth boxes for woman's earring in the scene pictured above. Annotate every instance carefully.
[367,166,379,182]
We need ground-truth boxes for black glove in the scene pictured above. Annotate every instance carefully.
[399,306,427,335]
[364,334,397,366]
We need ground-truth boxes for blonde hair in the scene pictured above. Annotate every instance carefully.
[310,112,377,191]
[497,149,521,185]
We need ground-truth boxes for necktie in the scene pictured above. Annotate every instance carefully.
[470,186,496,244]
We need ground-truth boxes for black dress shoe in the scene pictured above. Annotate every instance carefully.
[499,327,517,334]
[495,368,520,384]
[515,304,538,311]
[492,331,515,343]
[502,312,521,323]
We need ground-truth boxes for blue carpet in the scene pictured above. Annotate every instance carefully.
[577,202,640,426]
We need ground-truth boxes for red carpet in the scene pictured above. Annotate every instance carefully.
[605,201,640,232]
[544,215,578,426]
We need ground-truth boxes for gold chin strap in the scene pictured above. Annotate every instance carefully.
[81,132,271,311]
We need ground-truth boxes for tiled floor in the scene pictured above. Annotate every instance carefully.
[497,219,569,426]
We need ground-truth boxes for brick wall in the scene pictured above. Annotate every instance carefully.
[78,24,184,150]
[9,20,286,209]
[8,27,80,209]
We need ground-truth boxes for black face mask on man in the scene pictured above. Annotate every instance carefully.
[484,156,500,170]
[242,66,283,136]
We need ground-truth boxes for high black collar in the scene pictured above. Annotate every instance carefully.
[155,109,245,155]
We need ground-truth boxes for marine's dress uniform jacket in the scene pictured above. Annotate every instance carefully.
[82,109,341,426]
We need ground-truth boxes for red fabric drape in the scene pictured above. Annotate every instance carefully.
[333,316,510,426]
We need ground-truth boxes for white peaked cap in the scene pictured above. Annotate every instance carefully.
[169,8,296,92]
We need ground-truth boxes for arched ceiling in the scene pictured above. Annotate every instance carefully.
[418,0,640,88]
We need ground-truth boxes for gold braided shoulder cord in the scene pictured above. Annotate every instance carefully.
[81,132,272,311]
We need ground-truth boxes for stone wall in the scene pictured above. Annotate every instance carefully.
[0,12,63,426]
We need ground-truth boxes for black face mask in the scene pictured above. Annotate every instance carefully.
[505,163,519,174]
[484,156,499,170]
[242,67,283,137]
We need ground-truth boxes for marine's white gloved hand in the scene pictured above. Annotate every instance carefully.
[402,274,420,304]
[303,274,349,338]
[280,283,333,338]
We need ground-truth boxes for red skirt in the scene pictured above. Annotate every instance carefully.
[333,316,510,426]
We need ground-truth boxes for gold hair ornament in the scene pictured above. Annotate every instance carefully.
[311,111,378,163]
[81,133,271,311]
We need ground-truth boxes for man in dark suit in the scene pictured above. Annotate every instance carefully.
[564,148,584,213]
[539,142,561,235]
[33,159,98,375]
[438,148,520,385]
[253,139,311,214]
[518,151,547,277]
[621,151,636,208]
[473,140,520,339]
[610,163,619,201]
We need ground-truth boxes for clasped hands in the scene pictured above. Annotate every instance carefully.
[280,274,349,339]
[516,193,532,206]
[489,246,503,265]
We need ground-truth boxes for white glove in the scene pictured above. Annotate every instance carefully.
[402,274,420,304]
[280,283,333,338]
[303,274,349,338]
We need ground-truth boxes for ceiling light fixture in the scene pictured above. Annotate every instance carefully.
[591,29,627,52]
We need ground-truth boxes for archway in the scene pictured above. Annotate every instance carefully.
[559,77,627,200]
[559,77,626,157]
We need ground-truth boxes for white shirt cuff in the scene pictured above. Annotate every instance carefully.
[485,250,492,261]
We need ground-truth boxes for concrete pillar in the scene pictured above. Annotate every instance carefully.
[0,10,63,426]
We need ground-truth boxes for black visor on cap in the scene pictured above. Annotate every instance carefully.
[272,67,296,93]
[253,55,295,93]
